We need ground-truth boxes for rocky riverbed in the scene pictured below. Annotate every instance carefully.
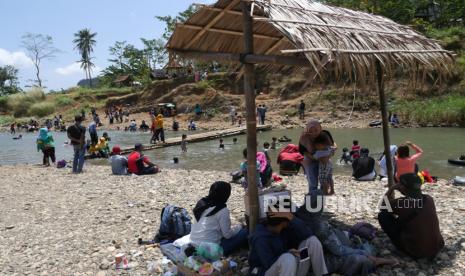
[0,165,464,275]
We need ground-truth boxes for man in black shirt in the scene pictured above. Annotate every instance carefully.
[299,100,305,120]
[352,148,376,181]
[67,115,86,173]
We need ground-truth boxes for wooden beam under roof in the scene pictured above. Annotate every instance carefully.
[177,23,281,41]
[185,0,241,49]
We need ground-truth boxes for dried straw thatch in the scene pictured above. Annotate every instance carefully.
[167,0,454,84]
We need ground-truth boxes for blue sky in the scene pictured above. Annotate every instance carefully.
[0,0,213,91]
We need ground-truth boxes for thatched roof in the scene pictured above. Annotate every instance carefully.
[167,0,454,83]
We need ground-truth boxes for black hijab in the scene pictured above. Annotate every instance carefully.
[193,181,231,221]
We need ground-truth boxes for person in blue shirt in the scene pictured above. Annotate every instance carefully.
[248,206,327,276]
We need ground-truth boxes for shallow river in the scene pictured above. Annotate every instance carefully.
[1,127,463,179]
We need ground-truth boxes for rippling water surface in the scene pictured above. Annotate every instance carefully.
[1,127,463,179]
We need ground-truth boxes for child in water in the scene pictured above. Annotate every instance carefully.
[270,137,277,149]
[181,134,188,153]
[313,134,335,195]
[263,142,271,163]
[232,138,238,144]
[339,147,352,164]
[219,139,225,150]
[351,140,361,159]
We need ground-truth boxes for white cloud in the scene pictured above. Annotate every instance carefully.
[0,48,33,68]
[55,62,101,76]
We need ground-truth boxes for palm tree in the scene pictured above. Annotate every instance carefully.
[73,28,97,87]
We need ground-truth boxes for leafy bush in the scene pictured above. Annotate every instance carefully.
[0,115,14,126]
[0,96,8,112]
[54,95,74,107]
[284,107,298,117]
[7,89,46,117]
[28,102,55,118]
[391,94,465,126]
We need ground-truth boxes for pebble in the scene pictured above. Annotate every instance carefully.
[99,260,110,270]
[0,165,463,274]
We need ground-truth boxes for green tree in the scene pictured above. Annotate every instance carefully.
[21,33,59,88]
[155,4,198,40]
[73,28,97,87]
[102,42,152,86]
[141,38,167,70]
[0,65,21,96]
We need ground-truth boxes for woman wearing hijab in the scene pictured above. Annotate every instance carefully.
[299,120,336,194]
[190,181,248,255]
[36,127,56,166]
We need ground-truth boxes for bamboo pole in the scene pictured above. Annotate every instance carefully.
[242,1,259,233]
[376,61,394,188]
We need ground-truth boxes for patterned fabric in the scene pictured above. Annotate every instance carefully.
[318,160,333,186]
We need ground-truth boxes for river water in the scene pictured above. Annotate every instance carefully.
[1,128,463,179]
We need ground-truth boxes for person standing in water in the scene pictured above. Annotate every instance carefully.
[181,134,188,153]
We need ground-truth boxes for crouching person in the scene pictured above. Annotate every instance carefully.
[127,143,159,175]
[190,181,248,255]
[248,205,327,276]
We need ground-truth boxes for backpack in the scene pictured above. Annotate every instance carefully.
[349,222,377,240]
[155,204,192,242]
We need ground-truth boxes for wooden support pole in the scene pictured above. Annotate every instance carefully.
[376,61,394,189]
[242,1,259,233]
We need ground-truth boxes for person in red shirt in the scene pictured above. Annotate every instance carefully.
[351,140,361,159]
[127,143,159,175]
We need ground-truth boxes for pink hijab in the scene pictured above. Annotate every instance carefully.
[256,152,268,173]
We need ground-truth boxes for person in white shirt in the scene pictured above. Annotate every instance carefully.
[190,181,248,255]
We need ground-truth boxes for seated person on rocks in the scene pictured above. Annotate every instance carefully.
[186,181,248,256]
[240,148,262,189]
[248,204,328,276]
[379,145,397,180]
[109,146,128,175]
[352,148,376,181]
[277,144,304,176]
[127,143,159,175]
[395,141,423,182]
[378,173,444,259]
[309,220,398,275]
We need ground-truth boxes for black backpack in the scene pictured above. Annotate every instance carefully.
[154,204,192,242]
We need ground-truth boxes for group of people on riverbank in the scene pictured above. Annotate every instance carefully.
[30,111,445,275]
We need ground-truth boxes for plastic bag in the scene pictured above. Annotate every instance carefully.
[196,242,224,261]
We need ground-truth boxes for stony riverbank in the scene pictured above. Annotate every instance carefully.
[0,165,464,275]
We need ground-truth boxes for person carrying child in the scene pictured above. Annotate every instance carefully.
[312,134,335,195]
